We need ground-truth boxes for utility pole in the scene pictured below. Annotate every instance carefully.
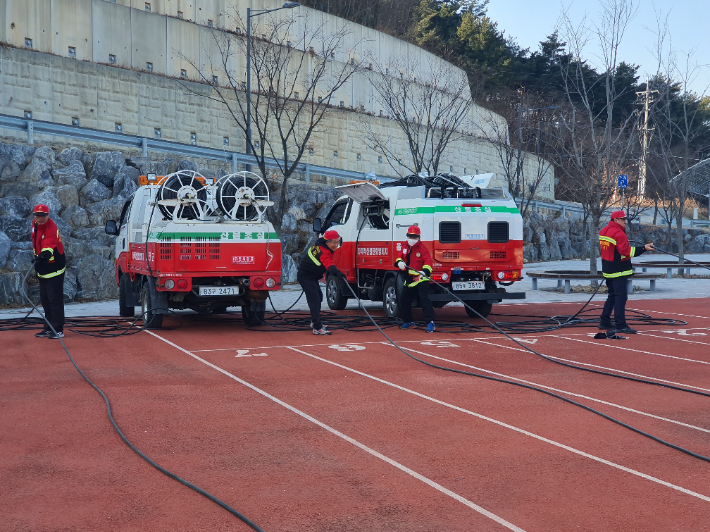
[636,78,658,199]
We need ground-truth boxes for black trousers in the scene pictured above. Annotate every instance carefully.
[39,272,65,333]
[399,281,435,324]
[601,277,628,329]
[298,275,324,330]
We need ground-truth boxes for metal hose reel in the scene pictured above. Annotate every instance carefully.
[215,171,273,221]
[157,171,210,220]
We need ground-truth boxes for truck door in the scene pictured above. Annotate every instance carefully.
[321,197,353,275]
[332,182,392,276]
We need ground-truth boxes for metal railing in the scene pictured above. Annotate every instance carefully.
[0,112,387,184]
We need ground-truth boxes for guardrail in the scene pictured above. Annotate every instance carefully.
[517,198,615,220]
[0,112,388,184]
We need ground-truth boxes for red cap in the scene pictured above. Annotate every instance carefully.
[323,230,340,240]
[406,225,421,236]
[611,210,626,220]
[33,204,50,215]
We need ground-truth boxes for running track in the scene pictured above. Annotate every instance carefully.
[2,298,710,531]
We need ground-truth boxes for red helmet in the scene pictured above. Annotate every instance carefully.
[611,210,626,220]
[406,225,421,237]
[33,204,50,215]
[323,229,340,240]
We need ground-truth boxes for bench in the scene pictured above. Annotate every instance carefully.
[527,271,664,294]
[633,261,710,279]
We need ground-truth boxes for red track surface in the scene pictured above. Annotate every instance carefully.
[2,298,710,531]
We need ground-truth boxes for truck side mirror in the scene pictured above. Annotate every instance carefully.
[105,220,118,236]
[313,218,322,233]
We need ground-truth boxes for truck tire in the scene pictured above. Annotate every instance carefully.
[119,273,135,318]
[242,301,265,326]
[383,277,400,318]
[326,275,348,310]
[464,300,492,319]
[140,283,163,329]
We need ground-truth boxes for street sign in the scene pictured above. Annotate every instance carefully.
[617,174,628,189]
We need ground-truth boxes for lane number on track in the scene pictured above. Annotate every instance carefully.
[328,344,366,351]
[660,329,707,336]
[235,349,268,357]
[421,341,459,348]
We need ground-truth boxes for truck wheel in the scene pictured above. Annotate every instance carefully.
[464,300,492,319]
[140,283,163,329]
[242,301,265,326]
[326,275,348,310]
[383,277,400,318]
[119,273,135,318]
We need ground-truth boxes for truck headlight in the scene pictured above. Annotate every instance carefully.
[265,278,276,288]
[441,273,449,281]
[164,279,175,289]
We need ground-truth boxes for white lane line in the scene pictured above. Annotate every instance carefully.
[145,331,525,532]
[556,336,710,366]
[386,344,710,434]
[471,339,710,394]
[285,346,710,503]
[626,307,710,320]
[639,333,710,346]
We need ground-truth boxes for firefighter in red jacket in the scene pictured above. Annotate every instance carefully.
[394,225,436,333]
[297,229,346,335]
[599,210,654,334]
[31,204,67,339]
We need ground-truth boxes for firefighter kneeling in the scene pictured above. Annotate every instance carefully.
[297,230,346,335]
[395,225,436,333]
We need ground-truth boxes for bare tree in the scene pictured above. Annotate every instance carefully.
[646,12,710,264]
[363,56,473,177]
[181,10,358,232]
[551,0,640,274]
[476,89,556,218]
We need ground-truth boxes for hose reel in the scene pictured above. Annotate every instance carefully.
[215,172,273,221]
[157,171,210,220]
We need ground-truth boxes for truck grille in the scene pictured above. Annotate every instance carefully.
[439,221,461,243]
[490,251,507,259]
[487,222,509,243]
[442,251,460,260]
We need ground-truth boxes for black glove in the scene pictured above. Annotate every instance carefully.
[328,265,345,279]
[34,251,51,264]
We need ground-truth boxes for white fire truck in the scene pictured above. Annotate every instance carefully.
[106,171,282,328]
[314,174,525,318]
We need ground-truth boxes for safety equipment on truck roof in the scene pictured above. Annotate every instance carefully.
[215,171,273,222]
[157,170,210,220]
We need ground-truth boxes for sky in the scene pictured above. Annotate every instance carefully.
[485,0,709,95]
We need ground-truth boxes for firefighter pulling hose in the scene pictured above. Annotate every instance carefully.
[297,229,347,335]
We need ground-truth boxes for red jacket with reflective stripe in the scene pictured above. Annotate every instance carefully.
[599,220,645,278]
[32,218,66,278]
[395,240,433,286]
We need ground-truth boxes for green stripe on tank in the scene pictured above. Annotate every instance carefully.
[394,206,520,215]
[148,231,279,240]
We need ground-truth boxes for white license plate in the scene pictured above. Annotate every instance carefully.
[452,281,484,291]
[198,286,239,296]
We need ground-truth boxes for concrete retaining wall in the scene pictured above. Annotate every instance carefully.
[0,0,554,197]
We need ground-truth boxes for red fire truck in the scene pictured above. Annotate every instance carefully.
[106,170,282,328]
[314,174,525,318]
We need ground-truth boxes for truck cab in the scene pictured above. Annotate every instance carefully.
[316,174,525,318]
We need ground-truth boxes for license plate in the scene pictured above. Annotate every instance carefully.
[452,281,484,291]
[198,286,239,296]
